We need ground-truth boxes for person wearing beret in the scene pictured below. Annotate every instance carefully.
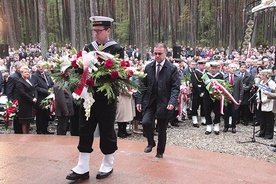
[66,16,124,181]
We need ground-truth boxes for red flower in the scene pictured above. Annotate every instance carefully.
[125,61,130,67]
[126,69,134,77]
[62,70,69,78]
[86,78,95,87]
[71,60,78,69]
[77,51,82,58]
[13,99,18,106]
[110,70,119,79]
[120,60,130,68]
[104,58,113,69]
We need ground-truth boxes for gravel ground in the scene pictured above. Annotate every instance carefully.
[1,118,276,163]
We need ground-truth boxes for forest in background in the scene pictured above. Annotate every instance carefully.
[0,0,275,58]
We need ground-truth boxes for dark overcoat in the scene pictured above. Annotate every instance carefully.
[31,71,54,108]
[223,73,244,110]
[137,60,180,118]
[16,77,37,121]
[53,85,74,117]
[240,71,254,105]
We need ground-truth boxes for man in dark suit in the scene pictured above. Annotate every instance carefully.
[133,48,141,60]
[31,61,54,134]
[137,43,180,158]
[238,62,254,126]
[6,61,25,134]
[223,63,244,133]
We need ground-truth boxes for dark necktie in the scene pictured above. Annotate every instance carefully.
[42,73,49,86]
[156,64,161,80]
[230,74,234,85]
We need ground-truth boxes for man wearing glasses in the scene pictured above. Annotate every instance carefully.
[66,16,124,181]
[137,43,180,159]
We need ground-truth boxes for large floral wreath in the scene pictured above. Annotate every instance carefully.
[49,48,145,119]
[201,73,239,114]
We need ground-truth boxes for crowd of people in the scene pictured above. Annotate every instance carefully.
[0,18,276,180]
[1,42,276,135]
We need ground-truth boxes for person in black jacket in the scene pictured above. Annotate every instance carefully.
[6,61,25,134]
[31,61,54,134]
[16,66,37,134]
[66,16,124,181]
[53,84,74,135]
[136,43,180,159]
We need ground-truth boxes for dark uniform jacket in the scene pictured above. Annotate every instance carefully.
[191,69,206,95]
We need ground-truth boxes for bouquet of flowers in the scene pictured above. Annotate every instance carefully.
[201,73,239,114]
[50,48,146,119]
[3,99,18,129]
[40,93,55,115]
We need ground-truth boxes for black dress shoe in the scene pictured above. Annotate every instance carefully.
[223,128,228,132]
[144,144,156,153]
[66,171,89,180]
[252,122,260,126]
[270,144,276,148]
[117,132,127,138]
[193,124,199,128]
[201,123,206,126]
[232,128,236,134]
[44,131,54,134]
[123,131,131,136]
[155,153,163,158]
[171,123,179,127]
[96,169,113,179]
[214,131,219,135]
[205,131,211,135]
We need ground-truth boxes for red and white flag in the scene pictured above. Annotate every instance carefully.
[247,42,252,59]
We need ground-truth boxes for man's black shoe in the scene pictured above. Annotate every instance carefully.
[144,143,156,153]
[66,171,89,180]
[252,122,260,126]
[155,153,163,158]
[193,124,199,128]
[214,131,220,135]
[96,169,113,179]
[270,144,276,148]
[171,123,179,127]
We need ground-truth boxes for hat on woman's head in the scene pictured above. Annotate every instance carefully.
[89,16,114,27]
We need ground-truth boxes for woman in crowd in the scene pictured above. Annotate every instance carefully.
[116,89,136,138]
[16,66,37,134]
[256,69,276,139]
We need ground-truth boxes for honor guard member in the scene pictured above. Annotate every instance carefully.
[66,16,124,181]
[190,59,206,127]
[202,61,224,135]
